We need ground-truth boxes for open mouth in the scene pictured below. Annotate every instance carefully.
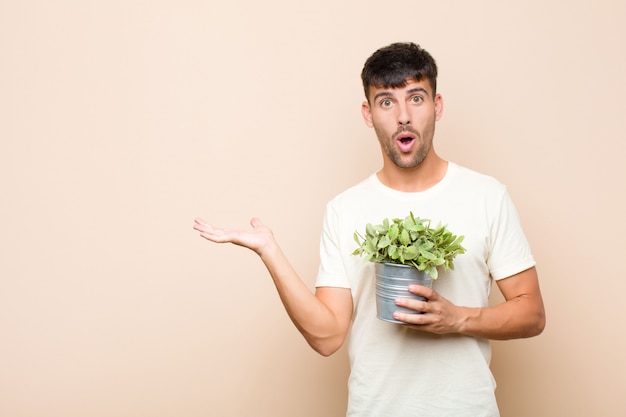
[395,131,417,152]
[396,132,416,144]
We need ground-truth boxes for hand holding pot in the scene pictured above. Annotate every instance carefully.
[393,285,466,335]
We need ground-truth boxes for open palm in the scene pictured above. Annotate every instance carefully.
[193,217,274,256]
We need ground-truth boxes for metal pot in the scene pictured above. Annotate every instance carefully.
[374,262,432,324]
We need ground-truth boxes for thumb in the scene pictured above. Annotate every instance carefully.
[250,217,264,228]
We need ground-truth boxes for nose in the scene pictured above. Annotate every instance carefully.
[397,103,411,126]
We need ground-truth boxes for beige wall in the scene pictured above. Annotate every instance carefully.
[1,1,625,416]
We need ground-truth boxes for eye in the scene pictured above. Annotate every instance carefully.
[380,99,393,108]
[411,95,424,104]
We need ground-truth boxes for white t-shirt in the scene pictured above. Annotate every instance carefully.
[316,162,535,417]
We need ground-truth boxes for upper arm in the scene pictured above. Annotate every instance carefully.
[315,286,353,340]
[496,266,546,335]
[497,266,542,301]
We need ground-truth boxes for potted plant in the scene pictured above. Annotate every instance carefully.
[352,212,466,323]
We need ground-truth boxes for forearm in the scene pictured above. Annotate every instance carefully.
[396,267,545,339]
[259,242,351,356]
[457,293,546,340]
[193,217,351,355]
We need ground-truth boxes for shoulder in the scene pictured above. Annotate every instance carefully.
[326,174,380,209]
[449,163,505,188]
[446,163,508,198]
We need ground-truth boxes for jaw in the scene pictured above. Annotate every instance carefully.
[378,149,447,192]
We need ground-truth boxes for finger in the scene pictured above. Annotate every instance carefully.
[408,284,436,299]
[193,218,211,232]
[395,296,428,313]
[199,228,236,243]
[193,219,230,235]
[193,220,215,234]
[393,310,428,325]
[193,220,231,241]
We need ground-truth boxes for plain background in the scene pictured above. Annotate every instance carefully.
[1,1,625,416]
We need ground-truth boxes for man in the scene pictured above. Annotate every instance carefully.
[194,42,545,416]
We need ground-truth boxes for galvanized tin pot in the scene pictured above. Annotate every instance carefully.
[374,262,433,324]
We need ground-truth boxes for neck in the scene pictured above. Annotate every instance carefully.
[377,154,448,192]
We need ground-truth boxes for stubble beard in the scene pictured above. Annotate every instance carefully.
[376,125,432,169]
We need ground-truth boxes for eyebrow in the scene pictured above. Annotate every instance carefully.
[372,87,430,102]
[407,87,430,97]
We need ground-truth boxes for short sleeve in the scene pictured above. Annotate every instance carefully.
[487,189,536,280]
[315,204,351,288]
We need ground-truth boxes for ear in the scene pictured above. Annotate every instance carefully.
[361,101,374,128]
[434,93,444,121]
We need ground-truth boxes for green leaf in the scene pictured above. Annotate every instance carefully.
[419,241,434,251]
[433,257,445,266]
[404,215,416,230]
[403,246,419,260]
[388,223,399,241]
[426,266,438,279]
[399,229,410,246]
[364,239,377,253]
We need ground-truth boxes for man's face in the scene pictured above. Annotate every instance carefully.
[361,78,443,169]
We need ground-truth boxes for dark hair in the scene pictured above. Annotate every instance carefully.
[361,42,438,102]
